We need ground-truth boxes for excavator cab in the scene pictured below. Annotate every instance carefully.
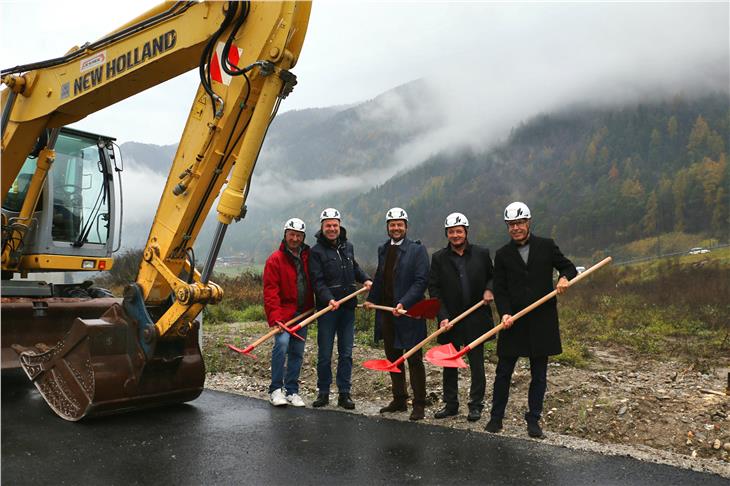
[2,127,119,265]
[2,128,121,371]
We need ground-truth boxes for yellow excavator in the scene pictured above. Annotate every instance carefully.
[1,1,310,420]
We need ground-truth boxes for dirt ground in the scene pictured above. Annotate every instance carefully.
[203,321,730,478]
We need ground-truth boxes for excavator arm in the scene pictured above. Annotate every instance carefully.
[1,1,311,420]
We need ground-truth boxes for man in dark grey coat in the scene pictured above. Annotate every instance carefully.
[428,212,495,422]
[486,202,577,439]
[365,207,429,421]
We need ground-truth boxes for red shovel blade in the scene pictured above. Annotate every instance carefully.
[425,343,468,368]
[226,343,257,360]
[405,298,441,319]
[428,355,468,368]
[426,343,459,361]
[362,358,402,373]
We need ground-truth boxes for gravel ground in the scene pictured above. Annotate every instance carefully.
[204,321,730,479]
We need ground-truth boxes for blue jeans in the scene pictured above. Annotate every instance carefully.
[269,325,308,395]
[316,307,355,394]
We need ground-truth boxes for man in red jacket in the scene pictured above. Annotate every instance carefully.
[263,218,314,407]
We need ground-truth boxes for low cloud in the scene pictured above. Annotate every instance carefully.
[118,162,165,229]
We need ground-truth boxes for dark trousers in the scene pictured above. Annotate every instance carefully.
[490,355,548,423]
[382,316,426,406]
[442,343,485,411]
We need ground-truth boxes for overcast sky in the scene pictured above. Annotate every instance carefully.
[1,1,727,146]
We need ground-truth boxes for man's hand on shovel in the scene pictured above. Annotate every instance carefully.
[556,276,569,295]
[483,289,494,304]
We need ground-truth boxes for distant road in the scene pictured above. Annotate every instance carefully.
[612,243,729,266]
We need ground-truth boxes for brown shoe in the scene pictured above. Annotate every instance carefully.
[409,404,425,421]
[379,400,407,414]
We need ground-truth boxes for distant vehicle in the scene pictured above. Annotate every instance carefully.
[576,266,586,274]
[688,247,710,255]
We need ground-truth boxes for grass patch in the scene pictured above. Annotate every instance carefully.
[237,304,266,322]
[204,303,266,324]
[560,257,729,364]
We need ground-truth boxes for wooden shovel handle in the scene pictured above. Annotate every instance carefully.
[401,299,485,361]
[295,286,370,330]
[358,303,407,315]
[245,308,314,349]
[466,256,613,350]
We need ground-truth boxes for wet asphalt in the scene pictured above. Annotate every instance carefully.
[2,370,726,485]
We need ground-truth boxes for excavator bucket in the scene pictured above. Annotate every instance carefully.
[13,302,204,421]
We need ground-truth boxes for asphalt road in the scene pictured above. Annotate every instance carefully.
[2,370,726,485]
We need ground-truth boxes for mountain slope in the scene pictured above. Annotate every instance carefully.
[117,84,729,264]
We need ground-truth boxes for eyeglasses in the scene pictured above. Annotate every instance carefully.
[506,220,529,228]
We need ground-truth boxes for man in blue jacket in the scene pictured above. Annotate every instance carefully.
[309,208,372,410]
[364,207,430,420]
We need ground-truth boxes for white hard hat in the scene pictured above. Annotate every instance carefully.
[504,202,531,221]
[444,212,469,228]
[284,218,306,233]
[320,208,341,222]
[386,207,408,222]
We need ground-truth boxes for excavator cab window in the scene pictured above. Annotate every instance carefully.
[2,158,37,213]
[50,132,112,245]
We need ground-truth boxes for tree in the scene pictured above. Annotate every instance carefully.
[642,190,658,237]
[711,187,728,240]
[672,171,688,232]
[667,116,678,139]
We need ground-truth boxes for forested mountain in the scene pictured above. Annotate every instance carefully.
[119,83,729,265]
[340,94,729,260]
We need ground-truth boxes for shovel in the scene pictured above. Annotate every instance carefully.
[277,286,370,340]
[363,298,486,373]
[426,256,613,368]
[226,308,314,359]
[357,298,441,319]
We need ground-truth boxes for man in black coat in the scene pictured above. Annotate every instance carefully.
[428,212,495,422]
[485,202,577,439]
[365,207,430,420]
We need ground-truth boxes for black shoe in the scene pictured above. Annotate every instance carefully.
[312,393,329,408]
[527,421,545,438]
[485,418,503,433]
[379,400,407,414]
[434,406,458,419]
[467,408,482,422]
[338,393,355,410]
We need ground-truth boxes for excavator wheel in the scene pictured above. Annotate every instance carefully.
[13,303,204,421]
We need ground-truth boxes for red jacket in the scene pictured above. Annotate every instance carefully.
[263,242,314,327]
